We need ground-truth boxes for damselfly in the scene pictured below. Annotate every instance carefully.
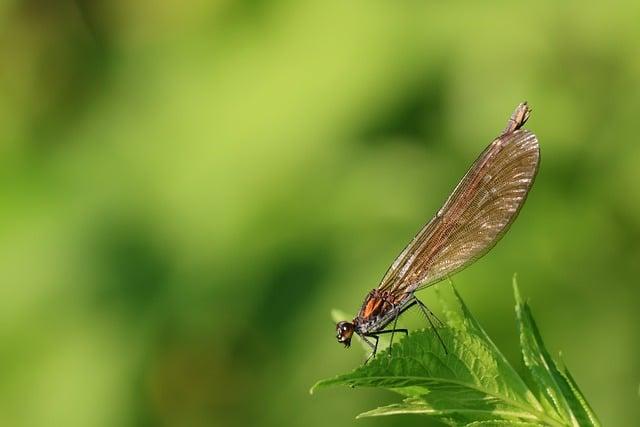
[336,102,540,360]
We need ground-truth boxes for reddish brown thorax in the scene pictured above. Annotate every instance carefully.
[358,290,404,321]
[361,295,384,319]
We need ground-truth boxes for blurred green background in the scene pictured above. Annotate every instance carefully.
[1,1,639,426]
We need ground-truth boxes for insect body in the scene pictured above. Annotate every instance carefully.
[336,102,540,359]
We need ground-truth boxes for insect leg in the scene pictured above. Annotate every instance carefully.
[374,329,409,337]
[361,335,376,351]
[364,329,408,361]
[379,296,404,351]
[388,313,399,350]
[362,335,379,364]
[414,297,444,327]
[375,328,409,354]
[413,296,448,354]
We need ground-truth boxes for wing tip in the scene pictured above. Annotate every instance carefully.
[503,102,532,134]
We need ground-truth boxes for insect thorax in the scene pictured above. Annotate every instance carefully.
[354,292,413,335]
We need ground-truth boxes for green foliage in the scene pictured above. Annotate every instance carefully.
[311,280,601,427]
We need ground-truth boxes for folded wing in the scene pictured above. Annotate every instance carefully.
[378,129,540,294]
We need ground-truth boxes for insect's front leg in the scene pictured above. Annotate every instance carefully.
[362,334,379,364]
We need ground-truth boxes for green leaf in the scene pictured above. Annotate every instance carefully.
[311,281,601,427]
[513,278,601,427]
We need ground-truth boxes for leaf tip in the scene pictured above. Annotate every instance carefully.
[355,409,377,419]
[448,279,462,301]
[331,309,350,323]
[309,380,324,395]
[512,274,523,305]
